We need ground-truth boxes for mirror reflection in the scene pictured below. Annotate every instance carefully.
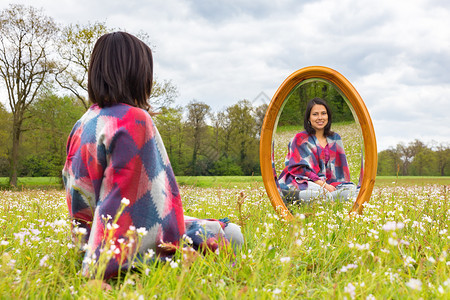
[272,78,364,205]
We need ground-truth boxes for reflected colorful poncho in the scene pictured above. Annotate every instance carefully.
[62,104,229,279]
[278,131,351,191]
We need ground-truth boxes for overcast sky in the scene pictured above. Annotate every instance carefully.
[2,0,450,150]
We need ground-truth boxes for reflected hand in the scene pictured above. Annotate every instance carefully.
[324,184,336,193]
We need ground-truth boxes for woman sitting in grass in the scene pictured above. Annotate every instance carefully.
[278,97,357,203]
[62,32,243,282]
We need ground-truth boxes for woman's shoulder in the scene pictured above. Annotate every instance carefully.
[329,132,342,140]
[291,131,312,145]
[293,131,311,141]
[95,103,152,122]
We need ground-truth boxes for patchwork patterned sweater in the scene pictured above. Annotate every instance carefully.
[278,131,351,191]
[62,104,228,279]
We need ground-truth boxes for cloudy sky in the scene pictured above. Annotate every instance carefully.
[2,0,450,150]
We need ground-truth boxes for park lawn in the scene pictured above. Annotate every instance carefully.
[375,176,450,186]
[175,175,263,188]
[1,176,450,189]
[0,177,63,189]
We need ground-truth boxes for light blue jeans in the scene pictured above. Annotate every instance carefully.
[281,182,358,204]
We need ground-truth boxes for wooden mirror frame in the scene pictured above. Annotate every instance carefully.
[260,66,377,219]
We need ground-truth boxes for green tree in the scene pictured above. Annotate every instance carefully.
[56,22,109,109]
[210,157,243,176]
[377,149,401,176]
[0,103,11,176]
[215,110,234,159]
[185,100,211,175]
[0,4,58,186]
[410,147,436,176]
[254,103,268,137]
[226,100,260,175]
[278,80,353,126]
[153,106,186,174]
[435,143,450,176]
[21,91,84,177]
[57,22,178,110]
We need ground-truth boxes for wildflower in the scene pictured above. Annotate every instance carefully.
[39,255,49,267]
[355,243,370,250]
[0,240,9,246]
[170,260,178,268]
[182,234,193,245]
[444,279,450,286]
[30,229,41,235]
[427,257,436,264]
[403,256,416,267]
[399,239,409,246]
[423,215,432,223]
[344,282,356,299]
[121,198,130,206]
[74,227,87,235]
[366,294,376,300]
[280,257,291,263]
[438,285,444,294]
[137,227,148,236]
[405,278,422,291]
[388,237,398,246]
[382,221,404,231]
[338,263,358,273]
[145,249,155,259]
[273,288,282,295]
[125,279,135,285]
[216,279,226,287]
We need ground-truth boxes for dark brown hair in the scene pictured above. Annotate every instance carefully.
[88,31,153,109]
[303,97,334,137]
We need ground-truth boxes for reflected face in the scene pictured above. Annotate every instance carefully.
[309,104,328,132]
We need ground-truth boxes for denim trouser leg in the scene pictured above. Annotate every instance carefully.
[281,182,358,204]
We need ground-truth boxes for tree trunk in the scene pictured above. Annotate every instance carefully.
[9,120,21,187]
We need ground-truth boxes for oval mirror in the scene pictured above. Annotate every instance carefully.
[260,66,377,220]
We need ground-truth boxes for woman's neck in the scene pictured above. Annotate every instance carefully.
[315,129,325,139]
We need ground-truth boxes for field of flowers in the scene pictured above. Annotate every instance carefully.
[0,181,449,298]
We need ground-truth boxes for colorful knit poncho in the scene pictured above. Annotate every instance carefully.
[63,104,229,279]
[278,131,351,191]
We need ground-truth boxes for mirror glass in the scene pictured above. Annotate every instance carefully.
[259,66,377,219]
[272,78,364,207]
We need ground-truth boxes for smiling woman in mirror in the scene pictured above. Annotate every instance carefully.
[277,97,358,204]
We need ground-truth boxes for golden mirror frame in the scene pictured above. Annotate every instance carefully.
[260,66,377,220]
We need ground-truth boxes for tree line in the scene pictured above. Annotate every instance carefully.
[0,95,266,180]
[0,4,265,186]
[377,140,450,176]
[278,80,354,127]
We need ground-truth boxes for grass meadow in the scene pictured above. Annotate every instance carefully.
[0,176,449,299]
